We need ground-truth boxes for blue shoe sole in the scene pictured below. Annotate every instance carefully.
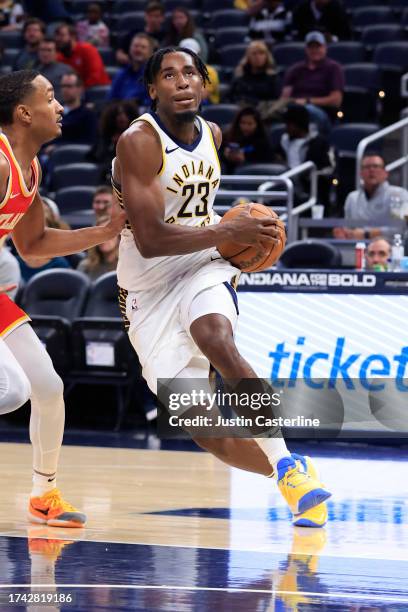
[297,489,331,515]
[293,516,327,528]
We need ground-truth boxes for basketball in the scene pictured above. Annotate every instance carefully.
[218,203,286,272]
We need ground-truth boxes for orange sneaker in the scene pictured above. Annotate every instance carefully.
[28,528,75,562]
[28,489,86,528]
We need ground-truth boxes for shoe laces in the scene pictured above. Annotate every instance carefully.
[281,466,312,489]
[45,489,78,512]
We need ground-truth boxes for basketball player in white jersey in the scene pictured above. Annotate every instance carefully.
[0,70,125,527]
[113,47,331,527]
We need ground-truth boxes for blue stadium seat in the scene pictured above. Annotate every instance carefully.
[3,48,19,67]
[201,104,239,128]
[49,145,92,166]
[351,7,397,28]
[361,25,406,48]
[85,85,111,106]
[98,47,116,66]
[373,42,408,70]
[342,87,378,122]
[343,0,382,7]
[273,42,304,69]
[0,31,23,49]
[164,0,194,10]
[209,10,249,29]
[66,0,90,15]
[214,27,249,49]
[50,163,101,191]
[55,186,96,214]
[234,163,287,176]
[279,240,342,269]
[116,12,145,34]
[112,0,149,12]
[203,0,234,12]
[329,123,380,155]
[217,43,247,68]
[343,63,381,93]
[268,123,285,150]
[327,42,365,65]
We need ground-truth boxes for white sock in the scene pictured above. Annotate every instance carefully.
[254,437,292,479]
[31,472,57,497]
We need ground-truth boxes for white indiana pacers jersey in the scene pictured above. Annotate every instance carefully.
[114,111,223,292]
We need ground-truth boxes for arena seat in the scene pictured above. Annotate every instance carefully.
[203,0,234,13]
[214,27,249,48]
[351,7,397,28]
[70,272,140,431]
[66,0,90,15]
[361,25,406,48]
[201,104,239,128]
[217,43,248,68]
[327,42,365,65]
[329,123,380,156]
[209,10,249,29]
[0,31,23,49]
[55,186,96,215]
[373,42,408,71]
[112,0,147,13]
[343,0,383,6]
[279,240,342,269]
[85,85,111,106]
[342,87,378,122]
[98,47,116,66]
[267,123,285,150]
[50,163,101,191]
[116,12,145,35]
[343,63,381,94]
[164,0,194,10]
[49,144,92,166]
[3,48,19,67]
[273,43,305,69]
[20,270,91,374]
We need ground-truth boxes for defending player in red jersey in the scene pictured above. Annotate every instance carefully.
[0,70,125,527]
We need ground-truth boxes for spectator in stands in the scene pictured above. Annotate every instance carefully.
[58,72,98,143]
[280,31,344,133]
[248,0,291,45]
[293,0,351,41]
[78,216,119,280]
[76,2,110,48]
[13,17,45,70]
[116,2,166,66]
[0,242,20,299]
[334,155,408,240]
[37,37,71,101]
[164,8,208,63]
[274,104,330,170]
[16,199,72,281]
[365,236,391,271]
[274,103,332,204]
[221,106,272,173]
[0,0,24,31]
[229,40,278,107]
[108,33,153,105]
[92,186,114,222]
[55,23,110,88]
[87,101,139,183]
[180,38,220,105]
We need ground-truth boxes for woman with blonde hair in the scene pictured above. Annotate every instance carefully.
[230,40,278,106]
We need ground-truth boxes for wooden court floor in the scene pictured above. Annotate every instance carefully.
[0,441,407,610]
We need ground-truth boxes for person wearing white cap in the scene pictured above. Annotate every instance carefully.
[280,30,344,133]
[179,37,220,105]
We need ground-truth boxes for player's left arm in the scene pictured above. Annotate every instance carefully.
[12,190,125,259]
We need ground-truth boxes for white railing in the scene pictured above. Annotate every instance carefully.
[214,161,317,243]
[356,117,408,190]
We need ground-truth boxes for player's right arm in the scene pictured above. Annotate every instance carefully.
[117,123,280,258]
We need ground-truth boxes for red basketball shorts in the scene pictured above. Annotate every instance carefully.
[0,294,30,338]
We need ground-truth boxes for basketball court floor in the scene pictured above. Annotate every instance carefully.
[0,437,407,610]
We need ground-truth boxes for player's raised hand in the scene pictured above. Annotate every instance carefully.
[0,283,17,294]
[226,203,281,247]
[102,201,127,238]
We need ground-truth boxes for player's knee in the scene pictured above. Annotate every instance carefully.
[32,368,64,406]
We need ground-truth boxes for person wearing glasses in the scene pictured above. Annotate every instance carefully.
[334,154,408,240]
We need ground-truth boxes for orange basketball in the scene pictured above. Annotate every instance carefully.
[218,203,286,272]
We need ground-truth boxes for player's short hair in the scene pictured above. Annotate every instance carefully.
[94,185,113,198]
[0,69,40,126]
[143,46,210,110]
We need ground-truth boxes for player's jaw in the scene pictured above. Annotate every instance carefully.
[172,92,199,122]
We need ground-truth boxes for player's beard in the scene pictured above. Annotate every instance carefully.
[174,109,197,124]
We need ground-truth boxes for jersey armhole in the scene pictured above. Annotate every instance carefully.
[0,150,12,211]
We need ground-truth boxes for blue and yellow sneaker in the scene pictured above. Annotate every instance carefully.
[277,456,331,516]
[291,453,328,528]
